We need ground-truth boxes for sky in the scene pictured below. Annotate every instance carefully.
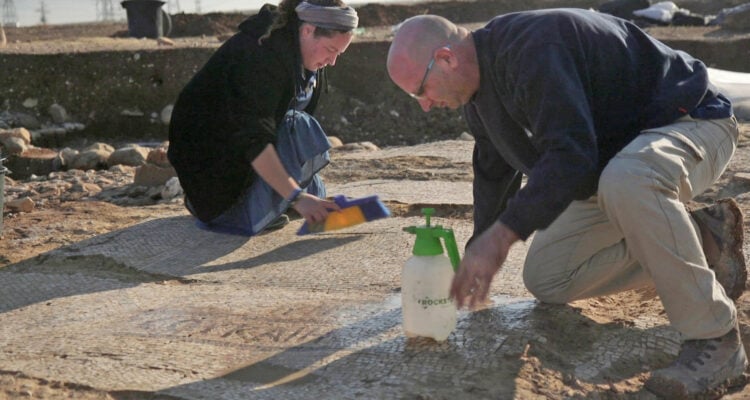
[4,0,400,27]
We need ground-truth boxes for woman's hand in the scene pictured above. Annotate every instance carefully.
[292,193,340,224]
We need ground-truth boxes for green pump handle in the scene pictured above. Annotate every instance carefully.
[403,208,461,272]
[439,228,461,272]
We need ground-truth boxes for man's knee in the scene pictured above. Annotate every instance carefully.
[598,159,647,200]
[523,268,574,304]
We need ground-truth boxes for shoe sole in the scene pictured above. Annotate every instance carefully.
[692,198,747,301]
[645,363,749,399]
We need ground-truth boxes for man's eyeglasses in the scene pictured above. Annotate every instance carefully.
[409,44,450,99]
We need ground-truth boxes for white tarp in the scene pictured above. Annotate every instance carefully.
[633,1,682,23]
[708,67,750,121]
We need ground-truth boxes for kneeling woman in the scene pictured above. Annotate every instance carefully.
[168,0,358,235]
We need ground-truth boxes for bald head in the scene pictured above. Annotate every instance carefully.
[387,15,458,73]
[386,15,479,111]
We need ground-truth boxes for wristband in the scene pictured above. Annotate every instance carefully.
[286,187,303,204]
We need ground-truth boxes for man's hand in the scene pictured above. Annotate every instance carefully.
[450,221,520,309]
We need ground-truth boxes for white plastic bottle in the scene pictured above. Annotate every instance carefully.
[402,208,461,341]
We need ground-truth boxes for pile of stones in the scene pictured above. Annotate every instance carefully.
[0,126,182,214]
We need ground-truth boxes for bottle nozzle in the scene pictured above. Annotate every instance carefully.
[422,208,435,227]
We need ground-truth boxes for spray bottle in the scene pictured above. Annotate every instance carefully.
[402,208,461,341]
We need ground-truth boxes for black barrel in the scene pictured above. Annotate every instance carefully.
[121,0,171,39]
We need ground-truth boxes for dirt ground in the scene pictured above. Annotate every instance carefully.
[2,2,750,399]
[2,127,750,399]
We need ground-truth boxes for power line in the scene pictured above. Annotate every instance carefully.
[1,0,18,26]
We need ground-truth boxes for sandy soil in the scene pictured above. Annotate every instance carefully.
[2,4,750,398]
[2,124,750,399]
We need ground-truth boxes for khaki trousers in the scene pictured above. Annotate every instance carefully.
[523,116,740,339]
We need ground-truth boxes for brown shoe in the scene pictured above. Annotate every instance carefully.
[645,325,748,399]
[691,198,747,301]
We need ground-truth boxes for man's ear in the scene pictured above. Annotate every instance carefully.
[435,46,456,68]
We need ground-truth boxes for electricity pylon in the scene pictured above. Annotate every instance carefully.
[38,1,47,25]
[194,0,201,14]
[1,0,18,27]
[167,0,181,13]
[95,0,116,21]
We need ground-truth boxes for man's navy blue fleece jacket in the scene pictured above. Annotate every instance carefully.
[464,8,732,242]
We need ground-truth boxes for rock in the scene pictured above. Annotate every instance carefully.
[328,136,344,147]
[108,145,149,167]
[146,185,163,199]
[58,147,79,168]
[22,98,38,108]
[4,148,58,179]
[48,103,68,124]
[0,136,28,155]
[336,141,380,152]
[31,127,67,148]
[671,10,708,26]
[71,182,102,194]
[68,144,114,171]
[161,176,183,199]
[134,163,177,187]
[0,127,32,145]
[146,147,171,168]
[713,3,750,31]
[61,122,85,132]
[458,131,474,141]
[160,105,173,125]
[735,172,750,183]
[14,113,41,130]
[0,127,33,155]
[5,196,35,213]
[71,149,110,171]
[109,164,134,174]
[121,108,145,117]
[83,142,115,154]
